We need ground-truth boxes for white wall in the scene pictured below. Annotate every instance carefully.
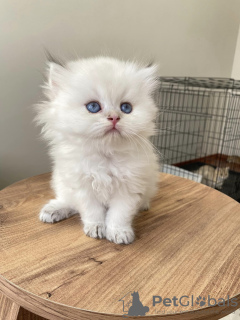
[1,0,240,189]
[232,23,240,80]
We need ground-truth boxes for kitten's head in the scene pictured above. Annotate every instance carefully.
[217,167,229,179]
[36,56,158,146]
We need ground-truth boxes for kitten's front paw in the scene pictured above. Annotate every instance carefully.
[140,201,150,211]
[106,226,135,244]
[83,222,106,239]
[39,200,77,223]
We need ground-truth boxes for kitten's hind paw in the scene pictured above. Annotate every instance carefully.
[39,199,77,223]
[106,226,135,244]
[83,222,106,239]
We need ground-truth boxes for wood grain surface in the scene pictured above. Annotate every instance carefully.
[0,172,240,320]
[0,292,20,320]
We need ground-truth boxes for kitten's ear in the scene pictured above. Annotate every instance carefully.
[45,51,67,98]
[47,62,65,91]
[138,64,159,94]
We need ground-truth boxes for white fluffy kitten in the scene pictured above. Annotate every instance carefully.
[35,56,159,244]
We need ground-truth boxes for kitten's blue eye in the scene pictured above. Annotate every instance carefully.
[120,103,132,114]
[86,102,101,113]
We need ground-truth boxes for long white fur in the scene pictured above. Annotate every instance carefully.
[35,56,160,244]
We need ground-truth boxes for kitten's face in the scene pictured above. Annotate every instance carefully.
[44,57,158,144]
[218,167,229,179]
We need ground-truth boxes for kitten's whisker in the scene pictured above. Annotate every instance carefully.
[154,123,181,130]
[127,129,163,159]
[96,135,101,154]
[125,130,151,164]
[126,133,140,158]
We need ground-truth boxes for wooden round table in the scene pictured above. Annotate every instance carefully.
[0,172,240,320]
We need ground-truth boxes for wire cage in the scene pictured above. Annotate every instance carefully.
[153,77,240,202]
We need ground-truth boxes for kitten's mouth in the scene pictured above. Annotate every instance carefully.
[105,127,121,135]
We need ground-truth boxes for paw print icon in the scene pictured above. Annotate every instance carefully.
[195,296,206,307]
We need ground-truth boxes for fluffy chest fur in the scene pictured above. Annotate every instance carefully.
[53,143,152,205]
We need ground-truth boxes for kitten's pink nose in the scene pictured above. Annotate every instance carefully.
[107,116,120,127]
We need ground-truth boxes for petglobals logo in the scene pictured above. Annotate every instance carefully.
[119,291,149,316]
[119,291,239,317]
[153,295,238,309]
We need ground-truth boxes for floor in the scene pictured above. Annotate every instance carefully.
[223,310,240,320]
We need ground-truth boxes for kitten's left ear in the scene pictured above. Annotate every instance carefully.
[138,64,159,94]
[44,51,68,99]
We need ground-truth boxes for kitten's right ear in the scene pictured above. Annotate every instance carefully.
[45,51,67,98]
[138,63,159,94]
